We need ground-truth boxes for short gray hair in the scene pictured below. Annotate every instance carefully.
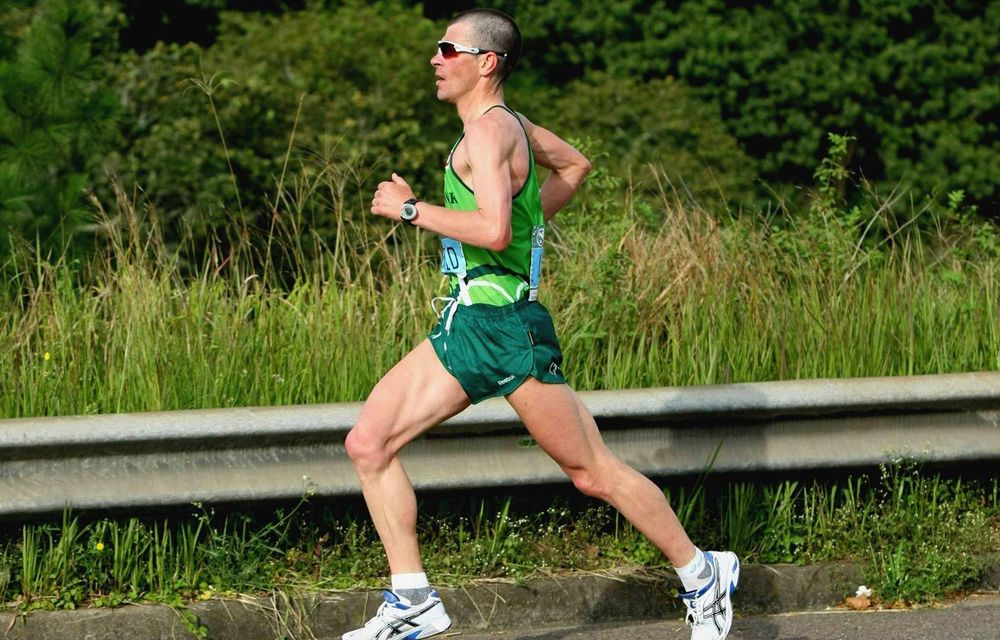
[450,9,521,84]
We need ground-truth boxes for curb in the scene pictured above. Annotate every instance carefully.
[0,562,861,639]
[1,562,993,640]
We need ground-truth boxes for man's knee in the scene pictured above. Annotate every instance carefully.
[567,465,613,501]
[344,421,393,471]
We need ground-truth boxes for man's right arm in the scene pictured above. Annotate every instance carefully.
[519,114,592,221]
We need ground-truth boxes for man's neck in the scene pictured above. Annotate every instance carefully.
[455,85,506,125]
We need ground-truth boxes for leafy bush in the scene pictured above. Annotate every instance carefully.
[536,73,757,208]
[105,1,454,253]
[649,1,1000,212]
[103,1,753,262]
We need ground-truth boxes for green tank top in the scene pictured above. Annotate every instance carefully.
[440,105,545,307]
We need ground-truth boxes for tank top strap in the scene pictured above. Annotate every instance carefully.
[481,104,535,195]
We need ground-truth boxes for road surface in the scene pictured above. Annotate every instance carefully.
[451,593,1000,640]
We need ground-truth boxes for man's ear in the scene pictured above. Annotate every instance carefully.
[479,52,501,79]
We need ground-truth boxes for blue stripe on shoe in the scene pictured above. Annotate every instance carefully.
[730,556,740,594]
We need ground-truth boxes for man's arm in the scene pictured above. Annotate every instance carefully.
[518,114,591,221]
[370,115,514,251]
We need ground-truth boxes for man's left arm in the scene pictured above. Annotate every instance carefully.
[518,114,591,222]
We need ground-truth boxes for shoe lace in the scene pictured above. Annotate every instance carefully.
[683,593,702,627]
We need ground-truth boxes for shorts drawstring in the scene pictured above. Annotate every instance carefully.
[430,295,460,335]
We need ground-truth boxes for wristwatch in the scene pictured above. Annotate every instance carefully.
[400,198,419,225]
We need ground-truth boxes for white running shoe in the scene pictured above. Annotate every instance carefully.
[680,550,740,640]
[342,590,452,640]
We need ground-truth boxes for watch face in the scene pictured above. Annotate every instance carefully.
[401,203,418,220]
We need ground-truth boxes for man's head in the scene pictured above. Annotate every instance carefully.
[446,8,521,85]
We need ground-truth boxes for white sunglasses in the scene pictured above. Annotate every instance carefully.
[437,40,508,59]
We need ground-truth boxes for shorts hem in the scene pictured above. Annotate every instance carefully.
[482,372,567,404]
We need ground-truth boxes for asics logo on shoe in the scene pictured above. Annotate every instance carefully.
[701,562,729,635]
[372,601,440,640]
[681,550,739,640]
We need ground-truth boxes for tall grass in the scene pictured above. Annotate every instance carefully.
[2,161,997,419]
[1,469,996,610]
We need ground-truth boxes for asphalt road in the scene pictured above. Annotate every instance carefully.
[451,593,1000,640]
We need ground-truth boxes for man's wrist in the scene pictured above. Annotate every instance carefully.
[400,198,419,226]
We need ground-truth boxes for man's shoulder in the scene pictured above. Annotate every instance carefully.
[464,108,526,149]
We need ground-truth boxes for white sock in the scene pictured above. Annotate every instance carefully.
[675,548,713,592]
[391,572,429,590]
[391,572,431,604]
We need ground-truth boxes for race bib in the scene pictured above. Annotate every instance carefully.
[440,237,467,277]
[528,225,544,301]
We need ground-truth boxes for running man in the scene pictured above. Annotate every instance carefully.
[346,8,738,640]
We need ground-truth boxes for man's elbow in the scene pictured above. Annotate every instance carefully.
[486,224,513,252]
[578,154,593,178]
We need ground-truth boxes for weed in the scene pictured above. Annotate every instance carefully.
[1,466,995,610]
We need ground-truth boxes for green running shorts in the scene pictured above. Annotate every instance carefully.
[428,299,566,404]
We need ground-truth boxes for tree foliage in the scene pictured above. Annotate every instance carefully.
[490,0,1000,211]
[2,0,998,260]
[0,0,119,251]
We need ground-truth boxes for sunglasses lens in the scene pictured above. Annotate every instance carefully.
[439,42,458,58]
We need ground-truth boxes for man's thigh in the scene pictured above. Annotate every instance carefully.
[505,377,607,470]
[356,339,472,453]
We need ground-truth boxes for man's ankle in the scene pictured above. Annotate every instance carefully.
[675,547,713,592]
[392,571,432,604]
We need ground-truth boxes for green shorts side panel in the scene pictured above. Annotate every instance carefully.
[428,300,566,404]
